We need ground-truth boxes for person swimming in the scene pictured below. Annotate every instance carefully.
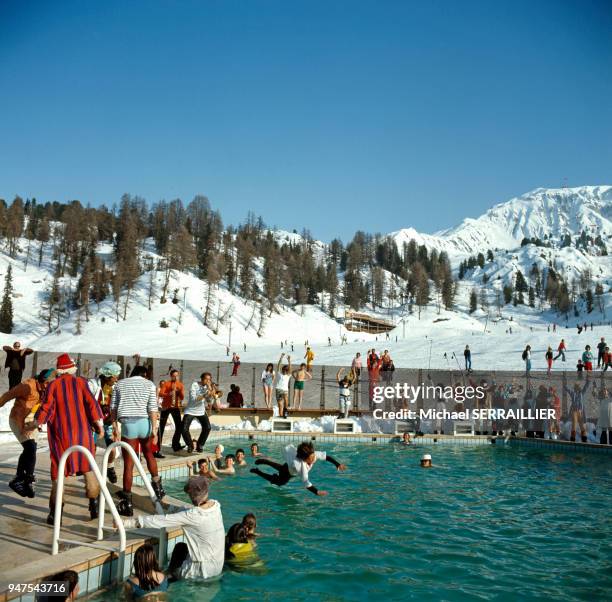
[401,432,411,445]
[235,448,247,466]
[212,454,236,475]
[186,458,219,481]
[250,442,262,457]
[250,441,346,496]
[224,522,263,570]
[125,543,168,599]
[213,444,225,469]
[242,512,258,539]
[420,454,432,468]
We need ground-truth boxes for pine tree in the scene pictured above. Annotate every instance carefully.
[469,288,478,314]
[37,218,50,267]
[479,287,488,311]
[528,286,535,308]
[412,262,429,319]
[0,264,14,333]
[586,288,594,313]
[326,264,339,316]
[503,284,513,304]
[515,270,528,293]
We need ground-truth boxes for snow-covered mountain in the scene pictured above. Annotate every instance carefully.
[0,185,610,371]
[391,186,612,258]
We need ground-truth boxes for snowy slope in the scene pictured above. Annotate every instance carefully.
[0,186,611,372]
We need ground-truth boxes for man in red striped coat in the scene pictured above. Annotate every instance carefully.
[33,353,104,525]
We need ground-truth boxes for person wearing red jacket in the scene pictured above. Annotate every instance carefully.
[156,369,185,457]
[603,346,612,372]
[553,339,566,362]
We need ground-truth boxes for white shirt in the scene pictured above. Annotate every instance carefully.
[185,381,209,416]
[276,373,291,392]
[138,501,225,580]
[284,444,326,489]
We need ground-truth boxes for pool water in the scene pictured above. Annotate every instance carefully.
[93,439,612,601]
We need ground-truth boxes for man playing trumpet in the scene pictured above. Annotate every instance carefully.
[182,372,222,453]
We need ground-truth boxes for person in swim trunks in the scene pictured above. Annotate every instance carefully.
[291,363,312,410]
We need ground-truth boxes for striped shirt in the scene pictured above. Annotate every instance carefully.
[111,376,158,420]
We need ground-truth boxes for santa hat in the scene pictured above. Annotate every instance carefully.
[56,353,77,374]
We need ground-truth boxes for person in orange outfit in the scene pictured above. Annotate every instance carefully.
[0,368,55,498]
[156,369,185,457]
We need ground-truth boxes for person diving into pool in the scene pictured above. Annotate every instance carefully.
[250,441,346,496]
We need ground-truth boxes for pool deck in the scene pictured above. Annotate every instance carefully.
[0,430,610,600]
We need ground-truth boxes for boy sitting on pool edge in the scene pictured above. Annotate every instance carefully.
[250,441,346,496]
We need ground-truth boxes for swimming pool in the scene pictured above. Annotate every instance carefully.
[92,438,612,601]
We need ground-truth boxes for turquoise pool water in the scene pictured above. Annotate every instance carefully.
[94,440,612,601]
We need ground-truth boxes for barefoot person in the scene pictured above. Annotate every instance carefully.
[121,476,225,581]
[291,363,312,410]
[261,363,275,409]
[275,354,292,418]
[88,361,121,483]
[250,441,346,496]
[0,368,55,498]
[30,353,104,524]
[111,365,164,516]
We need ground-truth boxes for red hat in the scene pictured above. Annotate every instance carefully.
[56,353,76,371]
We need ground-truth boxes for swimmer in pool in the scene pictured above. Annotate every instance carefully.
[242,512,258,540]
[235,448,248,466]
[213,444,225,469]
[401,432,412,445]
[250,441,346,496]
[186,458,219,480]
[420,454,432,468]
[250,442,262,457]
[212,454,236,475]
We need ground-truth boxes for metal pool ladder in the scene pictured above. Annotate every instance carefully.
[51,442,165,562]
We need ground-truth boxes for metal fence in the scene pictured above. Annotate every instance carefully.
[2,351,609,426]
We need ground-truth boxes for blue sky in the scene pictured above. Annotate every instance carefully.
[1,0,611,241]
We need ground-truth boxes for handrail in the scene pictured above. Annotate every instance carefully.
[52,445,126,555]
[98,441,164,541]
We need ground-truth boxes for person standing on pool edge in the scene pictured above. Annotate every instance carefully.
[291,362,312,410]
[31,353,105,524]
[250,441,347,496]
[157,368,185,457]
[0,367,55,498]
[111,364,164,516]
[275,353,292,418]
[3,341,34,388]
